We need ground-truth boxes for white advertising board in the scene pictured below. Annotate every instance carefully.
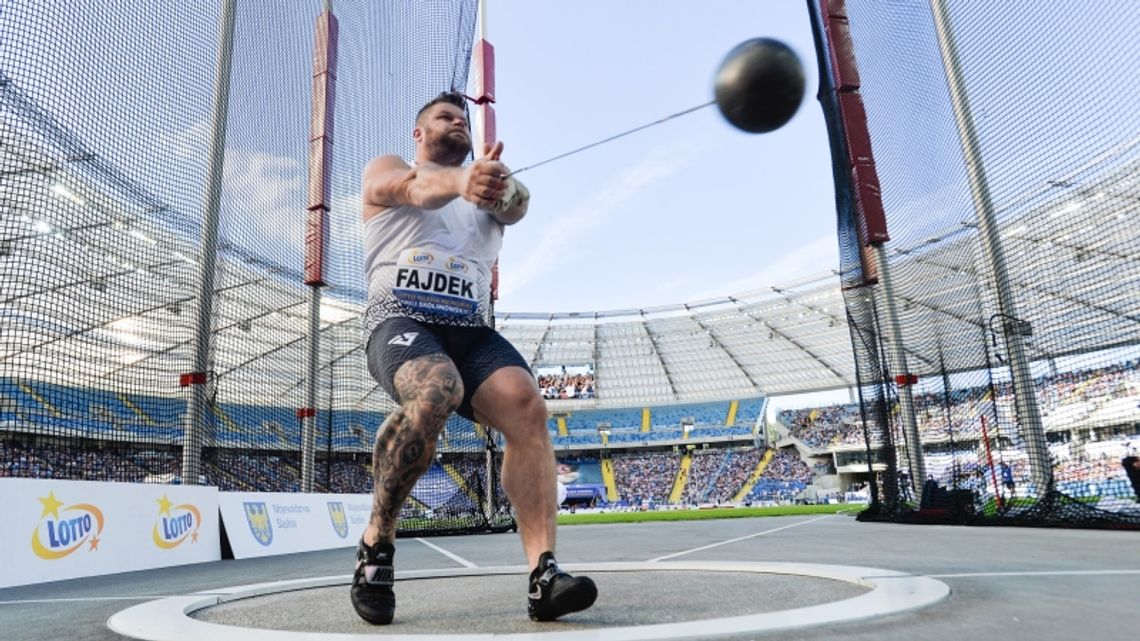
[218,491,372,559]
[0,478,220,588]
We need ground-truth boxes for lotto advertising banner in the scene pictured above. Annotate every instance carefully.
[0,478,220,588]
[218,491,372,559]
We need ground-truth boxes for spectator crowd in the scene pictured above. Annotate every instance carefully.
[780,359,1140,450]
[538,372,596,400]
[612,452,679,503]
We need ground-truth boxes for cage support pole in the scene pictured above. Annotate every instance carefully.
[182,0,237,485]
[930,0,1051,491]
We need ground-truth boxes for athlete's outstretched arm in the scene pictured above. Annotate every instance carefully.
[363,153,509,213]
[366,354,464,545]
[363,155,459,211]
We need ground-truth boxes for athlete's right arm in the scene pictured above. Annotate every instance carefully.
[362,155,508,214]
[362,155,462,212]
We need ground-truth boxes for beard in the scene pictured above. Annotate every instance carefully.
[425,129,472,166]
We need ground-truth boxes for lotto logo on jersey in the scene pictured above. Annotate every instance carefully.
[410,251,434,264]
[152,494,202,550]
[31,491,105,560]
[445,257,469,273]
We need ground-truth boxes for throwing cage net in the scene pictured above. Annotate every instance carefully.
[0,0,514,536]
[811,1,1140,527]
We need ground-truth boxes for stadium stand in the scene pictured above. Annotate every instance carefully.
[6,357,1136,510]
[680,446,772,504]
[544,398,763,448]
[747,450,814,503]
[611,451,680,504]
[779,360,1140,451]
[681,448,729,504]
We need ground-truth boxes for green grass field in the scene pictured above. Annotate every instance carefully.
[978,494,1101,516]
[556,503,855,525]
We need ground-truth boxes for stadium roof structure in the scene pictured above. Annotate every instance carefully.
[3,71,1139,412]
[496,276,853,403]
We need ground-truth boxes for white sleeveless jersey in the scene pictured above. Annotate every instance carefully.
[362,194,502,333]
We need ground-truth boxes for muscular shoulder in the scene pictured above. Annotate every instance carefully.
[362,155,412,217]
[363,154,410,178]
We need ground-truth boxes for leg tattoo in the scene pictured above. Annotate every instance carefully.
[368,354,463,544]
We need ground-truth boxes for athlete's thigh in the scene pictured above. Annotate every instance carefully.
[367,317,460,405]
[450,328,536,426]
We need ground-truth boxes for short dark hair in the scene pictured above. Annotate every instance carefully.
[416,91,468,125]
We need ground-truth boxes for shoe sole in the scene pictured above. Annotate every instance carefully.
[351,594,395,625]
[529,581,598,621]
[351,582,395,625]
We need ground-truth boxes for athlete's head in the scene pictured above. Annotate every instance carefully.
[414,91,471,166]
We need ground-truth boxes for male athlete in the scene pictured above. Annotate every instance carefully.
[353,91,597,624]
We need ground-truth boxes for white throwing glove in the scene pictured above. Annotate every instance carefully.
[490,177,529,214]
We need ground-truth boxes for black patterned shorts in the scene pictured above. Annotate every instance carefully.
[366,316,531,421]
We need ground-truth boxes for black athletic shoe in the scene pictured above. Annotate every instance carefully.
[527,551,597,621]
[350,539,396,624]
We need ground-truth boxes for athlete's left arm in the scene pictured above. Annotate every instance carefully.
[486,176,529,225]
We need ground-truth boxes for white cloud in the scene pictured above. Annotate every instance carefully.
[147,122,311,268]
[500,141,693,297]
[219,149,307,257]
[153,121,210,164]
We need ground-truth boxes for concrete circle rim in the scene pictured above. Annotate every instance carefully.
[107,561,950,641]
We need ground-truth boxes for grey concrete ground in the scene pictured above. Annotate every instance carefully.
[195,572,865,634]
[1,512,1137,640]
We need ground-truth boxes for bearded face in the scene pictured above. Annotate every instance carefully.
[417,103,472,165]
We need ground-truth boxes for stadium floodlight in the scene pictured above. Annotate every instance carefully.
[318,302,355,324]
[117,351,148,365]
[107,316,146,347]
[1050,201,1081,218]
[50,182,83,204]
[127,229,156,246]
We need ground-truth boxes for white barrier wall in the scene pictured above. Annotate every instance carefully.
[218,492,372,559]
[0,478,220,588]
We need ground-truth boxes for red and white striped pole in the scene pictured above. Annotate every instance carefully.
[471,0,500,509]
[301,2,337,491]
[469,0,500,314]
[470,0,496,158]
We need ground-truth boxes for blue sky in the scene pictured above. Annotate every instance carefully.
[485,1,837,313]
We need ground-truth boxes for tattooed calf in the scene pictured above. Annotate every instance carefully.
[368,354,464,543]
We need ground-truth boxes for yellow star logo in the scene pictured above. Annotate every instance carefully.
[156,494,174,516]
[89,535,100,551]
[191,531,199,544]
[38,492,64,519]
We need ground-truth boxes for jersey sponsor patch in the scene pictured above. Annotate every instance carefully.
[392,248,478,318]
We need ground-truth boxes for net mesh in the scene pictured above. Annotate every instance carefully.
[0,0,513,536]
[826,1,1140,526]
